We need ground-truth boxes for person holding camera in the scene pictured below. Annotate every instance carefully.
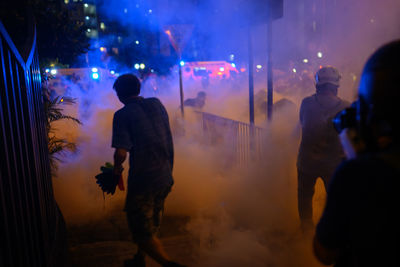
[297,66,350,232]
[314,41,400,266]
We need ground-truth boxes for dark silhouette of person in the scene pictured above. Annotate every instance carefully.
[297,66,350,232]
[183,91,206,110]
[111,74,186,267]
[314,41,400,267]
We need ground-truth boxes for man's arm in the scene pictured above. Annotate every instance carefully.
[113,148,128,175]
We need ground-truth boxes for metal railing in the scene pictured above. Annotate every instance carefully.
[0,20,67,267]
[197,111,265,167]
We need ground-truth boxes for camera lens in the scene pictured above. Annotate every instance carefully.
[333,104,357,133]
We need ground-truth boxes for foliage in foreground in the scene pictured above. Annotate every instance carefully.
[43,86,82,175]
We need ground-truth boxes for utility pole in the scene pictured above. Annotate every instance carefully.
[248,27,255,125]
[267,11,273,121]
[178,59,184,117]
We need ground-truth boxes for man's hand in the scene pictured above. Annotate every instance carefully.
[114,148,128,191]
[112,165,124,191]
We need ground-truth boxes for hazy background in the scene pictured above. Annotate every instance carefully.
[51,0,400,266]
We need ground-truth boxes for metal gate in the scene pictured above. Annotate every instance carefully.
[197,111,265,166]
[0,21,67,266]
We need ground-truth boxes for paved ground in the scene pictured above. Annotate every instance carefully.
[68,209,194,267]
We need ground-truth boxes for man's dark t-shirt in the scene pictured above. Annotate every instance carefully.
[112,97,174,199]
[316,147,400,267]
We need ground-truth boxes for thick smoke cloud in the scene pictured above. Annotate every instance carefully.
[52,0,400,265]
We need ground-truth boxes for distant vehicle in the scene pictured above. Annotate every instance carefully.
[180,61,239,80]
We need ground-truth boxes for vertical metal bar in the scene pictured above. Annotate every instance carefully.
[15,60,41,266]
[267,14,274,121]
[248,27,255,125]
[0,36,15,267]
[4,48,26,267]
[27,65,49,264]
[8,50,32,266]
[178,61,184,117]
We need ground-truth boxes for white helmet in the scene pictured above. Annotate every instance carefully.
[315,66,341,87]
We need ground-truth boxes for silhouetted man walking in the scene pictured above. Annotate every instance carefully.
[111,74,185,267]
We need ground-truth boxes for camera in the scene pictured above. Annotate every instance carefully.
[332,102,357,133]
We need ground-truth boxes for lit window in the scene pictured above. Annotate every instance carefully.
[100,22,105,30]
[64,0,69,4]
[256,65,262,69]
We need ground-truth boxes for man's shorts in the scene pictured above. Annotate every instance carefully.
[125,186,171,243]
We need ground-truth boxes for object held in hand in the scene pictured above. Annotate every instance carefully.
[95,162,125,195]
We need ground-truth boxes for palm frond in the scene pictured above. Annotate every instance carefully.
[43,85,82,175]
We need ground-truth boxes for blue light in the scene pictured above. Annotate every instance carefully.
[180,61,185,66]
[231,63,236,68]
[92,73,99,79]
[91,67,98,73]
[110,70,115,75]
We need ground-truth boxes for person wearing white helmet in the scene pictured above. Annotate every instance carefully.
[297,66,350,232]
